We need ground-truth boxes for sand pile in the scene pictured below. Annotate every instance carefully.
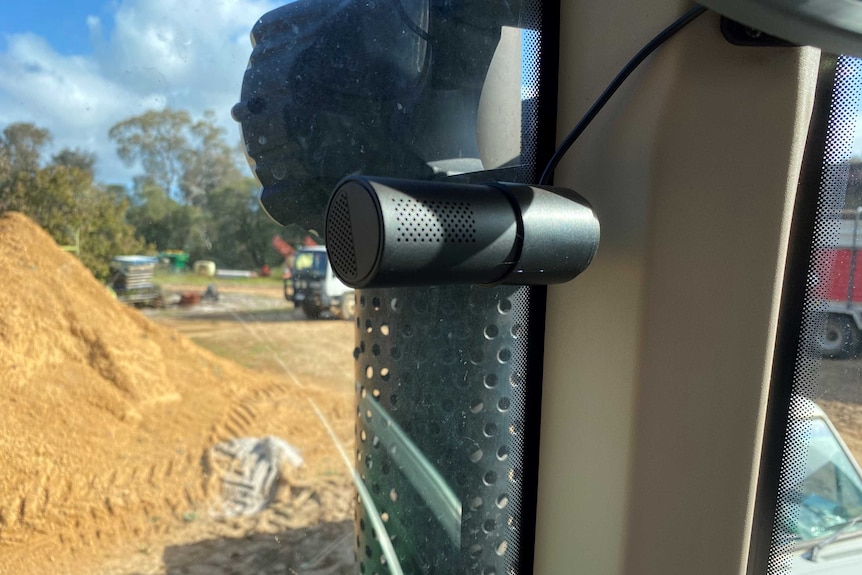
[0,213,181,412]
[0,213,353,574]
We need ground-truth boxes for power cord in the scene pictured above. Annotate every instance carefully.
[539,4,708,186]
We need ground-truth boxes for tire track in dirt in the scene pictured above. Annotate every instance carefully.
[0,434,210,574]
[220,310,349,448]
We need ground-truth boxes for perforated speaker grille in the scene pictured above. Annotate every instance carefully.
[327,189,358,279]
[392,198,476,244]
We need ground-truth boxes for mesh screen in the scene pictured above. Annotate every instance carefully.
[766,55,861,574]
[391,198,477,244]
[353,287,530,574]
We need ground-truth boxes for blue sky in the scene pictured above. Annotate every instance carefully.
[2,1,115,56]
[6,1,862,187]
[0,0,280,184]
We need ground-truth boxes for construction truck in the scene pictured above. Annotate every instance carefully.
[820,209,862,358]
[284,246,355,320]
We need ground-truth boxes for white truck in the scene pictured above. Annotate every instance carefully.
[787,400,862,573]
[283,246,355,320]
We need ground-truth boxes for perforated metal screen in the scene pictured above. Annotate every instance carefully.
[351,2,554,573]
[354,286,532,574]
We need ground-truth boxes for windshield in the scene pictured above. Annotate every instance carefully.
[760,54,862,574]
[0,1,551,573]
[293,250,327,276]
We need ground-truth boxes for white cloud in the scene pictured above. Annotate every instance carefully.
[0,0,280,185]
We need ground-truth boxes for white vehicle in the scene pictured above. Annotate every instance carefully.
[284,246,355,320]
[788,401,862,574]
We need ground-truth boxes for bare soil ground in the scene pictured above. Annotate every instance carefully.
[146,290,354,392]
[816,358,862,462]
[0,213,356,575]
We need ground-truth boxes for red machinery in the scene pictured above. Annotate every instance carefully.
[820,209,862,357]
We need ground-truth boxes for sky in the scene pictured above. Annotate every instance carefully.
[4,2,862,188]
[0,0,281,185]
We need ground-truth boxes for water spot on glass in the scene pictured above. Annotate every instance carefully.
[271,163,286,180]
[258,135,267,145]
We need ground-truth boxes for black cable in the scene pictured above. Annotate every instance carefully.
[539,5,707,185]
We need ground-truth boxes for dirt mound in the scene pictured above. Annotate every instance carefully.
[0,212,175,405]
[0,213,354,574]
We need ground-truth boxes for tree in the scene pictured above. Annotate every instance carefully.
[2,164,147,280]
[126,177,206,255]
[1,123,51,174]
[1,165,86,242]
[180,110,243,203]
[77,186,150,280]
[204,176,283,269]
[0,123,146,281]
[109,108,242,205]
[109,109,193,200]
[108,107,290,270]
[52,148,97,175]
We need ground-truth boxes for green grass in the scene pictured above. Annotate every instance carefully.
[153,268,284,288]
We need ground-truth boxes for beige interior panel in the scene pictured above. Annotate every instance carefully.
[534,3,818,574]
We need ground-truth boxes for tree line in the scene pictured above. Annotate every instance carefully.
[0,109,286,280]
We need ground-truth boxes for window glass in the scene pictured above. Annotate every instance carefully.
[0,3,357,574]
[763,55,862,574]
[0,1,552,573]
[294,250,327,275]
[789,417,862,541]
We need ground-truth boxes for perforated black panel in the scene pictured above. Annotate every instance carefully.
[354,286,530,574]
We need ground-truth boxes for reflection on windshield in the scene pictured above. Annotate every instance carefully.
[791,418,862,541]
